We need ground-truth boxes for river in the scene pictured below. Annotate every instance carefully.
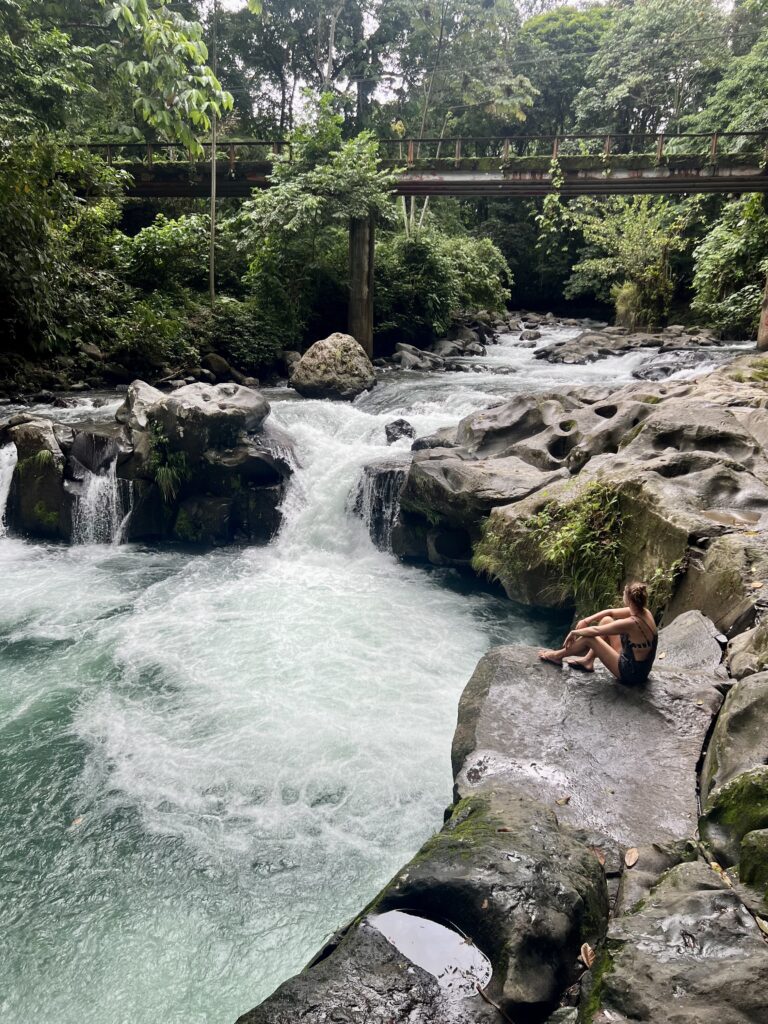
[0,326,742,1023]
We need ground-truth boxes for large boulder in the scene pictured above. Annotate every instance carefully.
[700,673,768,881]
[238,789,607,1024]
[290,333,376,400]
[117,380,271,460]
[1,417,69,540]
[655,610,725,676]
[584,860,768,1023]
[452,646,722,847]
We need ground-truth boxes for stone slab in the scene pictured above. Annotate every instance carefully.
[453,646,723,847]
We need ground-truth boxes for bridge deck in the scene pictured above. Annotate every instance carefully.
[81,133,768,199]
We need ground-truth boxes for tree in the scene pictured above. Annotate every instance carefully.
[574,0,729,139]
[565,197,691,327]
[683,29,768,137]
[513,4,615,136]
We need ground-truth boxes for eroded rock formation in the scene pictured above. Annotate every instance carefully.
[0,380,293,546]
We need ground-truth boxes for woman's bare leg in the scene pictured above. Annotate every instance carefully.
[539,637,591,665]
[582,635,622,680]
[566,617,617,672]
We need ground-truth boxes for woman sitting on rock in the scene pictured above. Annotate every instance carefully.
[539,581,658,685]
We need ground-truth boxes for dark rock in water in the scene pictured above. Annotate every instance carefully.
[3,380,292,548]
[385,418,415,444]
[353,456,410,550]
[1,418,70,540]
[452,646,722,846]
[201,352,246,385]
[586,861,768,1024]
[236,915,498,1024]
[240,789,607,1024]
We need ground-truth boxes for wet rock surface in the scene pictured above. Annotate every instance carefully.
[392,356,768,634]
[453,646,722,847]
[586,861,768,1024]
[241,790,607,1024]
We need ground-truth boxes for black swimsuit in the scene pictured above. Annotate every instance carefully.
[618,615,658,687]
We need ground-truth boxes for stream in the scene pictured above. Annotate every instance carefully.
[0,326,745,1023]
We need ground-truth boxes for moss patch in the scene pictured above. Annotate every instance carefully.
[32,501,59,529]
[702,767,768,860]
[473,481,626,610]
[739,829,768,894]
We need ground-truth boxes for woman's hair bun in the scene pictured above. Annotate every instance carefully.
[625,581,648,609]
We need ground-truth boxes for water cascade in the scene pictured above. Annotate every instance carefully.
[0,443,18,535]
[71,457,130,545]
[353,456,410,551]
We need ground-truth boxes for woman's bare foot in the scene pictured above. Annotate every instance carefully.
[565,654,595,673]
[539,648,565,666]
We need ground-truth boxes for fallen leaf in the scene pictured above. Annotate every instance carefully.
[70,816,83,828]
[580,942,596,968]
[624,847,639,868]
[756,917,768,937]
[751,581,764,590]
[556,795,571,806]
[590,846,607,866]
[658,651,667,660]
[481,898,489,910]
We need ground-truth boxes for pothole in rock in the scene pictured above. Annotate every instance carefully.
[368,910,492,998]
[700,508,761,527]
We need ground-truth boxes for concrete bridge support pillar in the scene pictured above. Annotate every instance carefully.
[348,214,375,358]
[758,272,768,351]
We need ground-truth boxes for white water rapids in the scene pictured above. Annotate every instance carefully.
[0,327,746,1023]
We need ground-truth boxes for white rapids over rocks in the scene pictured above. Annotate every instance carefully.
[0,325,747,1024]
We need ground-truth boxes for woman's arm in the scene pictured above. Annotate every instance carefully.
[571,616,635,641]
[578,606,631,627]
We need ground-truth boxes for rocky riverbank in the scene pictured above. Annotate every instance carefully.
[237,612,768,1023]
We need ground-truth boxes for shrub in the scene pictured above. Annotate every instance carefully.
[116,214,210,291]
[692,195,768,338]
[374,231,511,346]
[210,298,285,372]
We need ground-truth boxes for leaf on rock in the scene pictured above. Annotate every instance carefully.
[624,847,639,868]
[756,917,768,937]
[556,795,571,806]
[750,581,764,590]
[580,942,596,968]
[590,846,607,866]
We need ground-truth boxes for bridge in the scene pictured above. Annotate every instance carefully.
[81,131,768,354]
[85,131,768,199]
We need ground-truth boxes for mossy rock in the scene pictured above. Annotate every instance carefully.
[700,766,768,865]
[739,828,768,894]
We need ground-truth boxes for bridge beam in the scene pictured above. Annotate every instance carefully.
[348,214,375,357]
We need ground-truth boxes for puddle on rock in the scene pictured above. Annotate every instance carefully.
[368,909,492,998]
[701,508,761,528]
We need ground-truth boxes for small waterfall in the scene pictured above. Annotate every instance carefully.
[353,458,410,551]
[72,458,129,545]
[0,443,18,536]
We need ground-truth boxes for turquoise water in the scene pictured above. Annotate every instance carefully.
[0,380,563,1024]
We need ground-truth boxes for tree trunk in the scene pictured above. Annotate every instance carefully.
[758,272,768,351]
[348,214,375,357]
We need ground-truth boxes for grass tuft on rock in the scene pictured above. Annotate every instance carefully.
[474,482,626,610]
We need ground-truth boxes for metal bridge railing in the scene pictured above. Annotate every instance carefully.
[75,131,768,168]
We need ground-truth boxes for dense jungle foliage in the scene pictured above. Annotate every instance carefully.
[2,0,768,382]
